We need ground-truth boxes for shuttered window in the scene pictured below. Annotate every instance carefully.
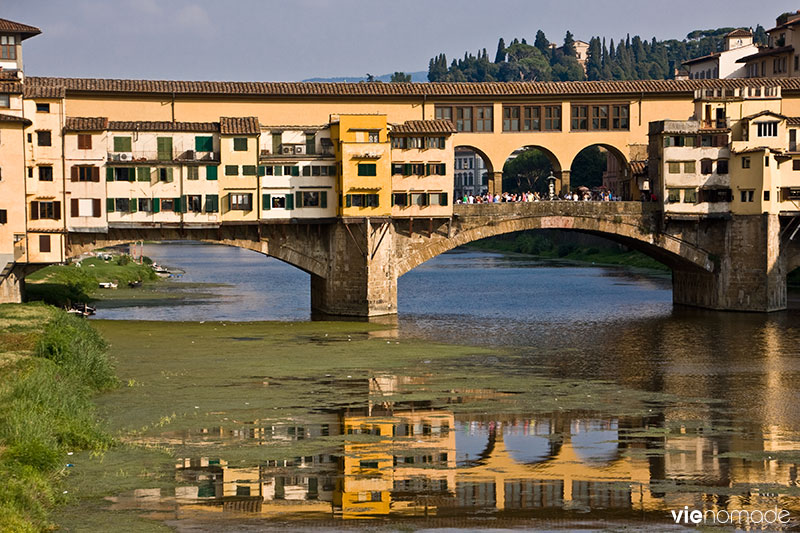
[206,165,218,180]
[358,163,377,176]
[157,137,173,160]
[137,167,151,182]
[113,136,132,152]
[195,136,213,152]
[233,138,248,151]
[225,165,238,176]
[205,194,219,213]
[39,235,51,253]
[77,134,92,149]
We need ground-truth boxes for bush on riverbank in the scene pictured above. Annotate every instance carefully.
[0,304,117,532]
[26,255,158,307]
[469,230,669,271]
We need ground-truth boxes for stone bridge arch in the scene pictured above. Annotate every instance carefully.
[394,203,714,277]
[64,225,330,279]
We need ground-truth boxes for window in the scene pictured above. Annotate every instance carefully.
[740,190,755,202]
[271,195,286,209]
[136,167,151,182]
[300,191,323,208]
[225,165,238,176]
[664,135,696,147]
[186,195,202,212]
[591,105,609,130]
[73,198,99,217]
[346,193,379,207]
[305,133,316,155]
[475,106,492,131]
[161,198,175,211]
[157,168,173,182]
[156,137,172,160]
[36,103,50,113]
[230,193,252,210]
[683,161,696,173]
[392,193,408,206]
[115,198,131,212]
[113,136,132,152]
[30,201,60,220]
[611,105,629,129]
[683,189,697,203]
[503,106,520,131]
[434,106,452,121]
[206,165,218,180]
[357,163,377,176]
[0,94,8,108]
[756,122,778,137]
[233,137,248,151]
[700,159,713,175]
[39,235,50,254]
[742,157,751,169]
[0,35,16,60]
[0,209,6,224]
[204,194,219,213]
[544,105,561,130]
[242,165,257,176]
[407,137,423,149]
[667,161,681,174]
[764,190,770,201]
[367,131,379,143]
[411,193,429,207]
[701,188,732,203]
[38,166,53,181]
[425,136,446,149]
[571,105,588,130]
[37,131,51,146]
[187,166,199,180]
[716,159,729,174]
[435,105,492,132]
[667,189,681,203]
[195,136,213,152]
[77,134,92,150]
[138,198,152,213]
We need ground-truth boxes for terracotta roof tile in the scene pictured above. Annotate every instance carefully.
[23,85,65,98]
[630,161,647,176]
[726,29,752,38]
[391,119,456,134]
[0,113,31,125]
[24,76,800,99]
[108,120,219,132]
[0,70,19,80]
[0,18,41,40]
[64,117,109,131]
[0,80,22,94]
[219,116,259,135]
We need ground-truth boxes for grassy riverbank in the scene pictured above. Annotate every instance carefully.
[469,231,669,271]
[25,255,159,307]
[0,304,117,532]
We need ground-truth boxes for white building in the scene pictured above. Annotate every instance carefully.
[454,149,487,198]
[683,29,758,80]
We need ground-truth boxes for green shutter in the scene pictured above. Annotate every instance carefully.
[302,166,311,176]
[106,167,114,181]
[320,191,327,209]
[441,192,448,205]
[286,194,294,210]
[258,165,267,176]
[113,136,131,152]
[128,168,135,182]
[439,163,446,175]
[274,165,283,176]
[262,194,271,210]
[233,137,248,151]
[157,137,173,161]
[346,195,351,208]
[425,164,431,176]
[166,167,174,183]
[206,165,218,180]
[295,191,302,208]
[106,198,114,212]
[130,199,137,212]
[137,166,150,182]
[152,198,160,213]
[174,197,182,213]
[195,136,213,152]
[291,166,300,177]
[403,163,411,176]
[205,194,218,213]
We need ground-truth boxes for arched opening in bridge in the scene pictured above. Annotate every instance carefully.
[569,144,631,200]
[454,145,492,198]
[25,241,313,321]
[502,145,562,197]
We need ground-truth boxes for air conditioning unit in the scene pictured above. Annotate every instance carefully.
[294,145,306,155]
[119,153,130,161]
[282,146,292,154]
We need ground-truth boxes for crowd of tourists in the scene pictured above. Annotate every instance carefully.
[455,189,617,204]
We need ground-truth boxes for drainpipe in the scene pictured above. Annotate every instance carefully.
[422,94,427,120]
[171,91,175,122]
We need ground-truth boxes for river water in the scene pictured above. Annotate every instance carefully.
[70,242,800,531]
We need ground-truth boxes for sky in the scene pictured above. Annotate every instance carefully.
[8,0,800,81]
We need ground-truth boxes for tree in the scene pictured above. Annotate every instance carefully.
[494,38,506,63]
[505,42,551,81]
[534,30,550,54]
[586,37,603,80]
[390,72,411,83]
[365,73,375,82]
[502,148,554,194]
[570,146,607,188]
[563,31,577,57]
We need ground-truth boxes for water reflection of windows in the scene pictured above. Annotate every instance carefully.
[393,477,448,493]
[571,480,631,509]
[504,480,564,509]
[457,481,497,508]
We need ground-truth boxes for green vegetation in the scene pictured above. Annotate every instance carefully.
[428,26,767,82]
[0,304,117,532]
[26,255,158,307]
[502,145,607,193]
[469,231,669,271]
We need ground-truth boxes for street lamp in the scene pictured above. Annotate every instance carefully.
[547,171,557,200]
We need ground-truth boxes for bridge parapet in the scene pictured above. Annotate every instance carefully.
[453,201,658,219]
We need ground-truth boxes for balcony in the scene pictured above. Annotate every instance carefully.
[107,150,219,163]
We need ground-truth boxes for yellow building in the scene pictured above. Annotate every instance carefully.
[331,115,391,218]
[219,117,260,222]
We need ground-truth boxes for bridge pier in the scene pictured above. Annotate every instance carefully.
[556,170,570,195]
[0,264,26,304]
[672,214,787,312]
[487,171,503,196]
[310,220,398,317]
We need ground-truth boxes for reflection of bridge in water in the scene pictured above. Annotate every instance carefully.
[115,374,800,522]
